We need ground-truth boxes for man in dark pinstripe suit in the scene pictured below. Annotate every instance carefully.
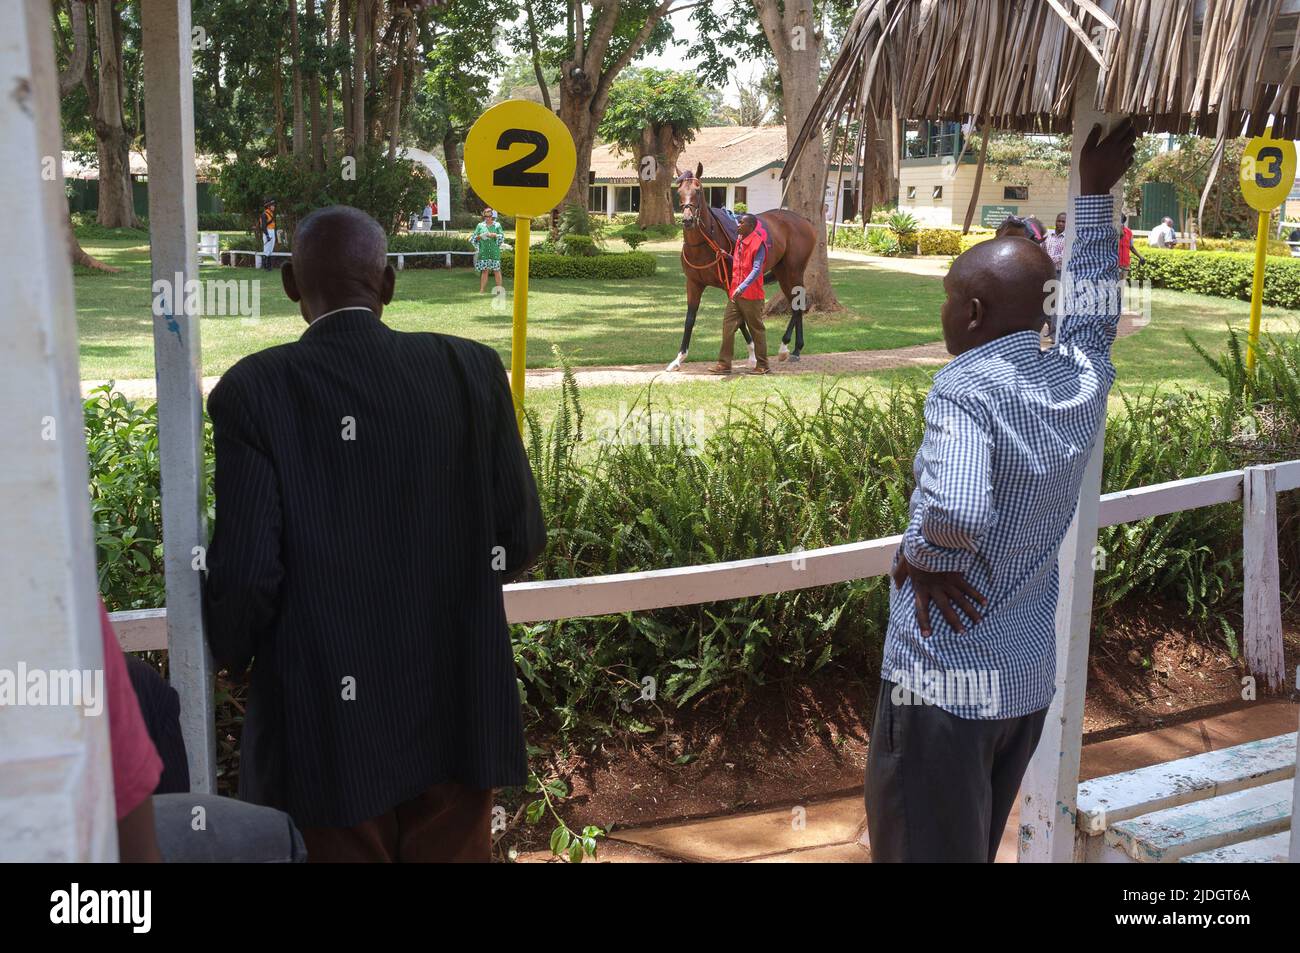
[203,206,546,862]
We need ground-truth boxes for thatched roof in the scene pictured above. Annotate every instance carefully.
[787,0,1300,183]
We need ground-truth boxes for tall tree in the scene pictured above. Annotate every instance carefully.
[599,69,709,226]
[519,0,678,210]
[290,0,306,157]
[81,0,140,228]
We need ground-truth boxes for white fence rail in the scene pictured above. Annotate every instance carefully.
[110,460,1300,650]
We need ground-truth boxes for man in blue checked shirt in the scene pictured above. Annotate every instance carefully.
[865,120,1138,863]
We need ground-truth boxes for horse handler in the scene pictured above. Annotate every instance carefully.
[710,213,769,376]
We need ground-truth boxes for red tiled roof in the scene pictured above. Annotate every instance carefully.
[589,125,787,184]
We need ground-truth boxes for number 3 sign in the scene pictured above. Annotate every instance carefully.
[1238,128,1296,373]
[464,100,576,217]
[1239,128,1296,213]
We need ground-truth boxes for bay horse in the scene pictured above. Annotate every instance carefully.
[667,163,817,371]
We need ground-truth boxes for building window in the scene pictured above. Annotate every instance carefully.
[903,120,964,159]
[1004,185,1029,201]
[588,185,607,212]
[615,186,641,213]
[906,186,917,200]
[706,185,727,208]
[933,186,943,200]
[734,186,748,208]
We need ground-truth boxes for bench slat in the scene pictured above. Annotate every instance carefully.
[1178,830,1290,863]
[1104,779,1293,862]
[1076,732,1296,833]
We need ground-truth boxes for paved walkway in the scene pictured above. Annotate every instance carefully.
[80,315,1147,400]
[520,699,1297,863]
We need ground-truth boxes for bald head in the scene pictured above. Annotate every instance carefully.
[939,237,1055,355]
[281,205,395,324]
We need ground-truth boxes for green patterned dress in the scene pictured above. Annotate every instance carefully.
[471,220,505,273]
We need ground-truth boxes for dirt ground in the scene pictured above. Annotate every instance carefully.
[507,606,1300,855]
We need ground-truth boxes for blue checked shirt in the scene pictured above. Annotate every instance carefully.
[882,194,1120,720]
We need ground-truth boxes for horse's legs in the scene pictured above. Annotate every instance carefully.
[776,271,806,361]
[668,281,705,371]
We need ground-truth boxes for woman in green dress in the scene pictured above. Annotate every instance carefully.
[470,207,506,293]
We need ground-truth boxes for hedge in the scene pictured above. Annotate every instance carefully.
[1131,247,1300,309]
[918,228,962,256]
[1180,237,1290,256]
[501,250,657,279]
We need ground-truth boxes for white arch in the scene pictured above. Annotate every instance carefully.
[399,147,451,221]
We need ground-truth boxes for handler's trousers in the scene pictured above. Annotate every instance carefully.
[718,296,768,370]
[864,680,1047,862]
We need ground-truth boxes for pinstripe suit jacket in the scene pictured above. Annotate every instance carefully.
[203,308,544,828]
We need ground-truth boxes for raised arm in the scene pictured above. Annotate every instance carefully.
[1056,120,1137,360]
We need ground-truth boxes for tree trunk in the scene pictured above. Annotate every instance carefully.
[308,0,325,170]
[91,0,139,228]
[290,0,305,158]
[636,124,680,227]
[273,33,288,156]
[386,16,409,159]
[558,69,597,210]
[351,0,368,163]
[755,0,840,312]
[339,0,352,152]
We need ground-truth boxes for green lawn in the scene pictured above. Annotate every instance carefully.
[75,232,945,380]
[76,229,1297,418]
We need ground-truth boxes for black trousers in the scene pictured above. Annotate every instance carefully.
[864,680,1048,862]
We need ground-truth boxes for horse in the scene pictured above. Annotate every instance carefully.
[667,163,817,371]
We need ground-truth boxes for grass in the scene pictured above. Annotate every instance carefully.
[75,228,1298,411]
[75,232,945,380]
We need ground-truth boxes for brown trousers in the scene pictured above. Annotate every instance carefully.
[718,295,768,370]
[300,782,494,863]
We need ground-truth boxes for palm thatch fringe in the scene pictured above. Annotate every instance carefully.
[787,0,1300,226]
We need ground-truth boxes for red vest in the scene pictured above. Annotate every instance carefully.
[729,224,767,300]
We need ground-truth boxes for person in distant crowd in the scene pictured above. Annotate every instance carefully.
[1043,211,1067,274]
[422,199,434,230]
[710,212,770,376]
[1147,216,1177,248]
[203,205,546,863]
[471,207,506,294]
[257,198,277,270]
[1118,213,1145,280]
[865,119,1137,863]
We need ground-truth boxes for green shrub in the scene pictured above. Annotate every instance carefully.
[1131,248,1300,309]
[197,212,245,232]
[387,232,474,254]
[501,250,657,279]
[887,211,919,254]
[558,233,598,257]
[917,228,962,256]
[1186,237,1290,256]
[866,229,901,257]
[733,202,748,214]
[618,225,647,250]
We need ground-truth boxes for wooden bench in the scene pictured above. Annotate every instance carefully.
[1075,732,1295,862]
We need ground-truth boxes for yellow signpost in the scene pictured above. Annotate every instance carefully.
[1238,128,1297,373]
[464,101,576,430]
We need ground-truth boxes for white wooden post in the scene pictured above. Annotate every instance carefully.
[1018,65,1121,863]
[1242,465,1285,691]
[1290,717,1300,862]
[141,0,216,793]
[0,0,117,860]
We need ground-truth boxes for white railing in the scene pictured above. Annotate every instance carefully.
[110,460,1300,651]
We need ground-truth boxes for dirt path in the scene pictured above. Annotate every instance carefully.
[80,314,1146,400]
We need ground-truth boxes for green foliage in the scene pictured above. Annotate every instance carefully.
[618,226,647,250]
[1138,137,1257,238]
[733,202,748,214]
[985,132,1071,180]
[1186,237,1290,256]
[917,228,962,256]
[214,148,433,240]
[598,68,711,155]
[1131,248,1300,310]
[197,213,245,232]
[501,250,657,279]
[887,211,919,254]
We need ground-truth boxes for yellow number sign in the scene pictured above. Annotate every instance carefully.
[464,101,576,430]
[1238,129,1297,372]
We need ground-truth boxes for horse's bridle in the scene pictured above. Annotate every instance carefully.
[678,178,735,287]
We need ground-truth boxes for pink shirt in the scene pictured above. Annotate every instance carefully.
[100,602,163,820]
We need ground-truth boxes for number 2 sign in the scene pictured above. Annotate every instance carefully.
[464,101,576,431]
[465,101,576,217]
